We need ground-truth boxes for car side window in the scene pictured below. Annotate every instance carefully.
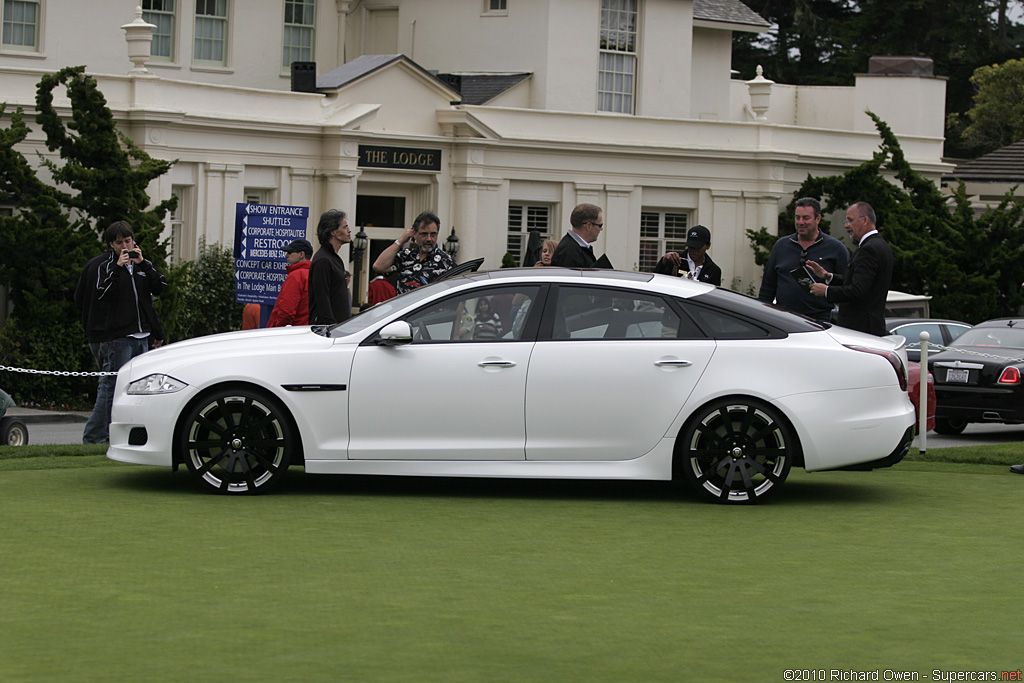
[551,286,694,340]
[681,302,772,339]
[897,323,944,350]
[405,286,540,343]
[947,324,970,343]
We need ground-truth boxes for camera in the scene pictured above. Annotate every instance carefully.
[126,249,140,259]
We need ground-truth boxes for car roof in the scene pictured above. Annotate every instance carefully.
[886,318,971,329]
[973,318,1024,329]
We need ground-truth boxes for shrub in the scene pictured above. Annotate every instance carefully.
[158,239,240,342]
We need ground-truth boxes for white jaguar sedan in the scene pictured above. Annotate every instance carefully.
[108,268,916,504]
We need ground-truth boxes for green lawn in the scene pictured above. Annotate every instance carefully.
[1,450,1022,682]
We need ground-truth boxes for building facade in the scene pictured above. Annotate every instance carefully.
[0,0,951,302]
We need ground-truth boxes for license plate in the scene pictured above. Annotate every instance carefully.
[946,369,969,384]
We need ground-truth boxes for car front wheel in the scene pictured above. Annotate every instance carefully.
[679,399,794,504]
[181,388,294,494]
[933,417,968,435]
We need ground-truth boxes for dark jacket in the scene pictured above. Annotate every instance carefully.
[654,252,722,286]
[825,233,894,336]
[550,232,596,269]
[308,244,351,325]
[75,250,167,344]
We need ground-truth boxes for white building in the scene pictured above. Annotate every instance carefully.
[0,0,951,302]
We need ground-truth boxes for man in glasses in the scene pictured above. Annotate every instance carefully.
[550,203,603,268]
[757,197,849,324]
[808,202,893,336]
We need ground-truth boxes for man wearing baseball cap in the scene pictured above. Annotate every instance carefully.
[268,238,313,327]
[653,224,722,286]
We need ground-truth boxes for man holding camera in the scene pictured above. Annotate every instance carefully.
[757,197,849,324]
[75,220,167,444]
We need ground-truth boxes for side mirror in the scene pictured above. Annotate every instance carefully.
[377,320,413,346]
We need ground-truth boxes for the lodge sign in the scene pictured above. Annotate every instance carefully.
[359,145,441,172]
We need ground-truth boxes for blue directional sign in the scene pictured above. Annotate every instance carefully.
[233,203,310,306]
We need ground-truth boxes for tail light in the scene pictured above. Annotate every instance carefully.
[998,367,1021,385]
[845,345,908,391]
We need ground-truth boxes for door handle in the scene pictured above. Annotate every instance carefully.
[478,360,517,368]
[654,359,692,367]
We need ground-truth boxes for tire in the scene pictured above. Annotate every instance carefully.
[678,399,794,504]
[181,388,294,494]
[933,417,968,436]
[0,418,28,446]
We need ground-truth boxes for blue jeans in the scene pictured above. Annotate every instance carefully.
[82,336,149,444]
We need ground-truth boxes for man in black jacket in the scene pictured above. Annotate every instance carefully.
[653,225,722,286]
[808,202,893,336]
[550,203,603,268]
[75,220,167,444]
[308,209,352,325]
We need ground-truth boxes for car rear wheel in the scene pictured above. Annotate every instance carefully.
[0,417,28,446]
[181,389,294,494]
[679,399,794,504]
[933,417,968,435]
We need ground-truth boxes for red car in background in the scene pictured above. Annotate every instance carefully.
[908,361,935,432]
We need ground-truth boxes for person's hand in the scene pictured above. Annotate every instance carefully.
[398,226,417,246]
[809,283,827,297]
[151,339,164,349]
[663,252,682,267]
[130,246,143,264]
[806,260,827,279]
[117,249,132,266]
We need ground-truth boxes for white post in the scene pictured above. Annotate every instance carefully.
[918,331,930,454]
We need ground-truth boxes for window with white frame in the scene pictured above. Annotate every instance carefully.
[639,210,689,272]
[143,0,175,61]
[507,204,551,267]
[484,0,507,13]
[598,0,637,114]
[194,0,228,65]
[2,0,40,52]
[169,185,193,264]
[282,0,315,68]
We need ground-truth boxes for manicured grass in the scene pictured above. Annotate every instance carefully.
[1,449,1022,681]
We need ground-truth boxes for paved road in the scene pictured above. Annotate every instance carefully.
[916,422,1024,450]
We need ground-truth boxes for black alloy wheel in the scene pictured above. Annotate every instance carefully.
[933,417,968,436]
[181,389,294,494]
[679,399,794,504]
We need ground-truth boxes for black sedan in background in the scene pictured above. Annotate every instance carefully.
[927,318,1024,435]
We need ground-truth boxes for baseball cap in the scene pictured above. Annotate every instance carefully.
[282,238,313,255]
[686,225,711,248]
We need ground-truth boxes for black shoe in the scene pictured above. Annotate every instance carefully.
[1010,464,1024,475]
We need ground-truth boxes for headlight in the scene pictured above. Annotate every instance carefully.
[126,374,188,395]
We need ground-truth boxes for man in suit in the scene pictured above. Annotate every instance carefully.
[652,224,722,286]
[550,203,603,268]
[807,202,893,336]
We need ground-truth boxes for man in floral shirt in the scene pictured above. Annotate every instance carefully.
[372,210,456,294]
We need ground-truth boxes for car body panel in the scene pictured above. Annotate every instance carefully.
[107,269,916,497]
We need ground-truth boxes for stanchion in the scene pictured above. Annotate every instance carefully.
[918,330,929,455]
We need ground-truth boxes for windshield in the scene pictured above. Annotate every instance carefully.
[325,279,466,338]
[951,325,1024,350]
